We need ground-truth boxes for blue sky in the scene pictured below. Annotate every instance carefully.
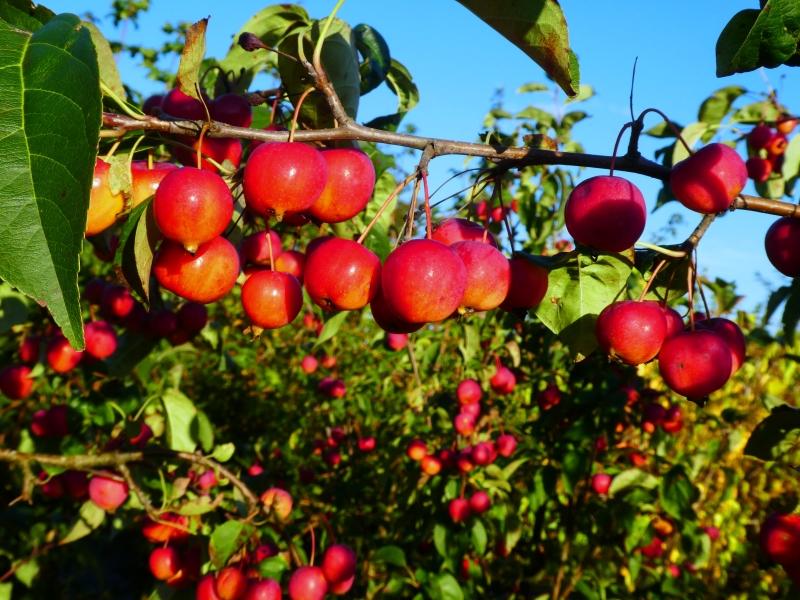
[48,0,800,317]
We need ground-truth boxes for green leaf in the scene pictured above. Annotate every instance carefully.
[211,442,235,463]
[764,284,791,325]
[783,278,800,343]
[373,545,407,568]
[716,2,800,77]
[0,582,11,600]
[60,500,106,545]
[354,24,391,95]
[782,134,800,194]
[364,59,419,132]
[561,448,589,494]
[193,409,215,453]
[671,123,709,165]
[427,573,464,600]
[209,521,254,569]
[314,311,349,347]
[115,199,159,303]
[217,4,309,95]
[176,18,208,100]
[534,252,633,360]
[83,21,125,100]
[0,14,101,349]
[609,469,659,496]
[433,523,448,558]
[257,555,290,580]
[471,519,487,555]
[0,0,52,31]
[659,466,698,521]
[697,86,746,141]
[278,18,360,129]
[162,389,198,452]
[0,283,32,335]
[745,404,800,462]
[624,514,652,552]
[13,559,38,588]
[517,82,549,94]
[456,0,579,97]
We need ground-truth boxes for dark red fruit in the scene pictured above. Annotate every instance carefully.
[161,88,208,120]
[765,217,800,277]
[696,317,746,375]
[761,513,800,566]
[212,93,253,128]
[177,302,208,333]
[748,124,774,150]
[746,156,772,182]
[0,365,34,399]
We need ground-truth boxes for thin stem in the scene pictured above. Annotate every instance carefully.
[100,81,145,120]
[635,241,688,258]
[687,262,696,330]
[495,177,515,252]
[356,171,416,244]
[309,523,317,566]
[695,251,711,316]
[196,123,209,170]
[422,171,432,239]
[289,87,315,143]
[266,222,275,271]
[407,341,422,390]
[609,122,633,176]
[638,107,693,155]
[404,176,422,242]
[629,57,639,123]
[638,259,667,301]
[312,0,347,72]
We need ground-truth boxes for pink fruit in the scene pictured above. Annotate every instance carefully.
[370,287,423,334]
[449,498,471,523]
[670,143,747,214]
[495,434,517,457]
[660,305,684,339]
[468,490,490,514]
[161,88,207,120]
[358,436,376,452]
[321,544,356,586]
[565,175,646,252]
[460,402,480,419]
[244,579,282,600]
[386,332,408,351]
[490,365,516,394]
[84,320,118,360]
[88,472,129,511]
[301,355,319,374]
[454,413,476,436]
[591,473,612,495]
[456,379,482,405]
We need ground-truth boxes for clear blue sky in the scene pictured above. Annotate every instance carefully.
[48,0,800,318]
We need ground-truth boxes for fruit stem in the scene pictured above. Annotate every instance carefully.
[266,223,275,271]
[289,87,315,143]
[638,107,694,156]
[494,176,515,252]
[638,259,667,302]
[100,81,145,120]
[686,261,696,330]
[356,171,416,244]
[312,0,347,73]
[269,91,283,125]
[103,140,122,161]
[308,523,316,566]
[196,123,209,170]
[403,175,422,242]
[634,241,687,258]
[609,122,633,177]
[422,171,432,239]
[694,253,712,316]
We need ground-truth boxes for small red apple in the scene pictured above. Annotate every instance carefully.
[212,93,253,128]
[431,218,497,247]
[84,320,118,360]
[301,355,319,374]
[131,161,178,208]
[765,217,800,277]
[501,256,549,311]
[591,473,612,495]
[241,271,303,329]
[421,455,442,475]
[149,546,182,581]
[495,434,517,457]
[215,566,248,600]
[451,241,510,311]
[288,566,328,600]
[669,143,747,214]
[308,148,375,223]
[595,300,667,365]
[243,579,282,600]
[260,487,292,520]
[240,231,283,267]
[386,332,408,351]
[86,158,124,236]
[449,498,471,523]
[490,365,516,394]
[154,237,240,304]
[695,317,745,375]
[658,330,732,398]
[88,472,129,511]
[453,413,476,436]
[0,365,34,399]
[46,336,84,373]
[746,157,773,183]
[407,439,428,461]
[321,544,356,589]
[456,379,482,405]
[760,513,800,566]
[304,238,381,311]
[468,490,490,514]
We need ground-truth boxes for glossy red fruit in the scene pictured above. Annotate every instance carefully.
[46,336,84,373]
[131,161,178,208]
[154,237,240,303]
[305,238,381,311]
[215,567,248,600]
[212,93,253,128]
[308,148,375,223]
[457,379,482,405]
[370,287,423,334]
[748,124,774,150]
[154,167,234,251]
[87,158,124,236]
[451,241,510,311]
[592,473,612,495]
[174,136,244,173]
[596,300,667,365]
[406,439,427,461]
[321,544,356,587]
[660,306,684,339]
[84,321,118,360]
[469,491,490,514]
[0,365,34,399]
[288,566,328,600]
[565,175,646,252]
[161,88,207,120]
[658,330,732,398]
[432,217,497,247]
[102,285,136,320]
[746,156,773,183]
[274,250,306,282]
[149,546,182,581]
[260,487,293,520]
[490,365,516,394]
[640,537,665,559]
[761,513,800,566]
[500,257,549,310]
[197,574,223,600]
[386,332,408,351]
[765,217,800,277]
[243,143,328,219]
[449,498,472,523]
[241,231,283,266]
[670,143,747,214]
[329,575,354,595]
[88,472,129,511]
[696,317,746,375]
[471,441,495,466]
[241,271,303,329]
[243,579,282,600]
[496,434,517,457]
[382,239,467,323]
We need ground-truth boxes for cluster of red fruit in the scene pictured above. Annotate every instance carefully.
[744,119,795,184]
[472,197,519,225]
[760,513,800,586]
[309,424,376,471]
[596,300,745,400]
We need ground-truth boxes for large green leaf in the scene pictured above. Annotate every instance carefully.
[456,0,579,97]
[745,404,800,463]
[217,4,309,95]
[534,252,633,360]
[278,18,360,129]
[0,0,53,31]
[364,59,419,132]
[716,1,800,77]
[0,14,101,349]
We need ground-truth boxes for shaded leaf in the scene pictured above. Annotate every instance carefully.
[716,2,800,77]
[457,0,579,96]
[257,555,290,580]
[0,14,102,349]
[471,519,487,555]
[176,19,208,100]
[0,0,53,31]
[373,545,407,567]
[428,573,464,600]
[354,24,391,95]
[60,501,105,545]
[116,199,159,303]
[745,404,800,463]
[659,466,698,521]
[162,389,198,452]
[609,469,659,496]
[84,21,125,99]
[671,123,709,165]
[209,521,254,569]
[697,86,746,141]
[534,252,633,360]
[363,59,419,132]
